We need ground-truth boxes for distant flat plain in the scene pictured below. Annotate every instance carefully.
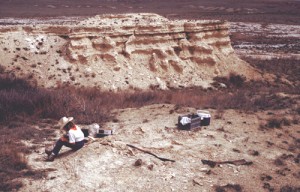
[0,0,299,24]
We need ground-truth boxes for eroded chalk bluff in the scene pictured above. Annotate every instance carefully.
[0,13,258,90]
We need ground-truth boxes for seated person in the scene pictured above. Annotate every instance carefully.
[45,116,85,161]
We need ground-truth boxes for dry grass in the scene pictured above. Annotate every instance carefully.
[0,73,297,124]
[0,116,55,191]
[260,117,292,130]
[280,186,300,192]
[215,184,242,192]
[243,58,300,86]
[0,66,299,190]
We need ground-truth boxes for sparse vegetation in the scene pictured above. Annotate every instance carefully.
[215,184,242,192]
[242,58,300,88]
[0,116,55,191]
[280,186,300,192]
[1,64,299,190]
[260,117,292,130]
[0,1,299,190]
[213,73,246,89]
[0,71,298,124]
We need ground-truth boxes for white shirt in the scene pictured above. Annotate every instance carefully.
[68,125,84,143]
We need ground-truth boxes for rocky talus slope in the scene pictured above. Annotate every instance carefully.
[0,13,258,90]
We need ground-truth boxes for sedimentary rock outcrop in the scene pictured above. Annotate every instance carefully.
[0,13,258,90]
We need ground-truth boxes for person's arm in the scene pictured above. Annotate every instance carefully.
[60,134,69,142]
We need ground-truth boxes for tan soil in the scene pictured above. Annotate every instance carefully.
[19,104,299,191]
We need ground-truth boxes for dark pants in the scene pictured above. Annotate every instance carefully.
[52,139,85,155]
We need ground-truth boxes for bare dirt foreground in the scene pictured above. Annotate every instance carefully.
[18,104,299,192]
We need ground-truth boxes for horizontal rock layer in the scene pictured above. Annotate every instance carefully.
[0,13,258,90]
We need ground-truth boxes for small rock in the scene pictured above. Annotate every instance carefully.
[200,168,209,172]
[219,83,227,88]
[134,159,143,166]
[248,149,260,156]
[112,148,117,153]
[147,164,154,170]
[193,178,203,186]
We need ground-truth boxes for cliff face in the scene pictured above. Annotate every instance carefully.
[0,13,257,90]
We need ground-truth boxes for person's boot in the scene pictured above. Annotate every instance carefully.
[47,153,56,162]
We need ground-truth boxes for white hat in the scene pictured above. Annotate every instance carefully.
[58,116,74,129]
